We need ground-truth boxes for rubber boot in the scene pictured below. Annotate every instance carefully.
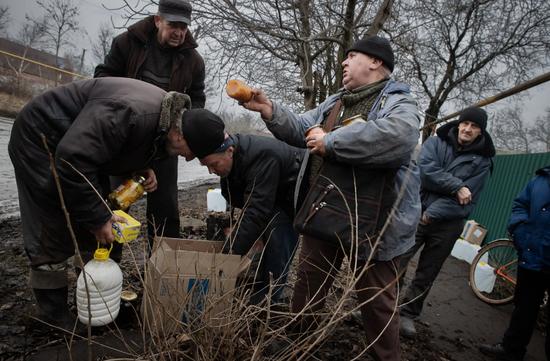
[32,287,85,335]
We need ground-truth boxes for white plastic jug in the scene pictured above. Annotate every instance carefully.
[451,239,482,264]
[76,246,123,326]
[207,188,227,212]
[473,261,497,293]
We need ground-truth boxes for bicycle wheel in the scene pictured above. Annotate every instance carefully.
[469,239,518,305]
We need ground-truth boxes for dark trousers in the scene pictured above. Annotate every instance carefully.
[146,156,181,246]
[502,267,550,360]
[15,169,122,288]
[400,218,464,318]
[291,235,401,361]
[250,210,299,304]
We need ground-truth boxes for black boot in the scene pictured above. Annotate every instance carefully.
[479,343,524,361]
[32,287,85,335]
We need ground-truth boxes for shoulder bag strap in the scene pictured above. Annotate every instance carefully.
[322,99,342,132]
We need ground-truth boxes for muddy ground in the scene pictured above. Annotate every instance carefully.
[0,182,546,361]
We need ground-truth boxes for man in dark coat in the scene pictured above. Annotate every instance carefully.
[480,165,550,361]
[94,0,206,246]
[180,108,305,304]
[8,77,201,331]
[400,107,496,338]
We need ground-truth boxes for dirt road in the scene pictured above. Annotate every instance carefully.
[0,183,546,360]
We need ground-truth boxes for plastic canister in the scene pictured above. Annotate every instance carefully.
[451,239,482,264]
[207,188,227,212]
[473,261,497,293]
[76,246,123,326]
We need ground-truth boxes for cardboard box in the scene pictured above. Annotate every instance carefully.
[141,237,244,334]
[460,220,487,246]
[112,210,141,243]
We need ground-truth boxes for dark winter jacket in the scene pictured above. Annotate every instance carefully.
[508,166,550,272]
[220,134,305,255]
[8,77,168,232]
[94,16,205,108]
[419,120,496,222]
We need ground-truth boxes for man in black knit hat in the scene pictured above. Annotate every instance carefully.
[399,106,496,338]
[181,108,305,305]
[239,35,421,361]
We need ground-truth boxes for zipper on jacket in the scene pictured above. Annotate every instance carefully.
[309,184,335,212]
[302,183,335,227]
[304,201,326,224]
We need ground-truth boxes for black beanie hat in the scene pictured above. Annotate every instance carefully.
[458,107,488,131]
[346,36,395,72]
[180,109,225,159]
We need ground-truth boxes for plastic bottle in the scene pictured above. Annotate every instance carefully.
[207,188,227,212]
[76,246,123,326]
[108,175,146,211]
[226,79,253,102]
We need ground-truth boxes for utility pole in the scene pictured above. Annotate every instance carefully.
[79,48,86,74]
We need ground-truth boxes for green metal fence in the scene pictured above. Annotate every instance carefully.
[469,152,550,245]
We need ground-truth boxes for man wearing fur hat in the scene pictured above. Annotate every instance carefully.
[399,106,496,338]
[95,0,205,246]
[240,36,421,361]
[180,108,305,305]
[8,77,193,332]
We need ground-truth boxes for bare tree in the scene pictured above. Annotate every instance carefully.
[33,0,80,68]
[490,106,532,153]
[3,17,47,95]
[530,108,550,152]
[91,22,115,65]
[102,1,396,110]
[191,0,395,110]
[220,107,267,135]
[389,0,550,140]
[0,5,10,35]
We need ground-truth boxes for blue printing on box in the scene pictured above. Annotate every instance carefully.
[181,278,210,324]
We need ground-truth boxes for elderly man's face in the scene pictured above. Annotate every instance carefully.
[154,15,188,47]
[165,127,195,160]
[341,51,380,91]
[200,149,234,178]
[457,120,482,145]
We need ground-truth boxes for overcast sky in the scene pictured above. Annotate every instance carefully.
[5,0,550,124]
